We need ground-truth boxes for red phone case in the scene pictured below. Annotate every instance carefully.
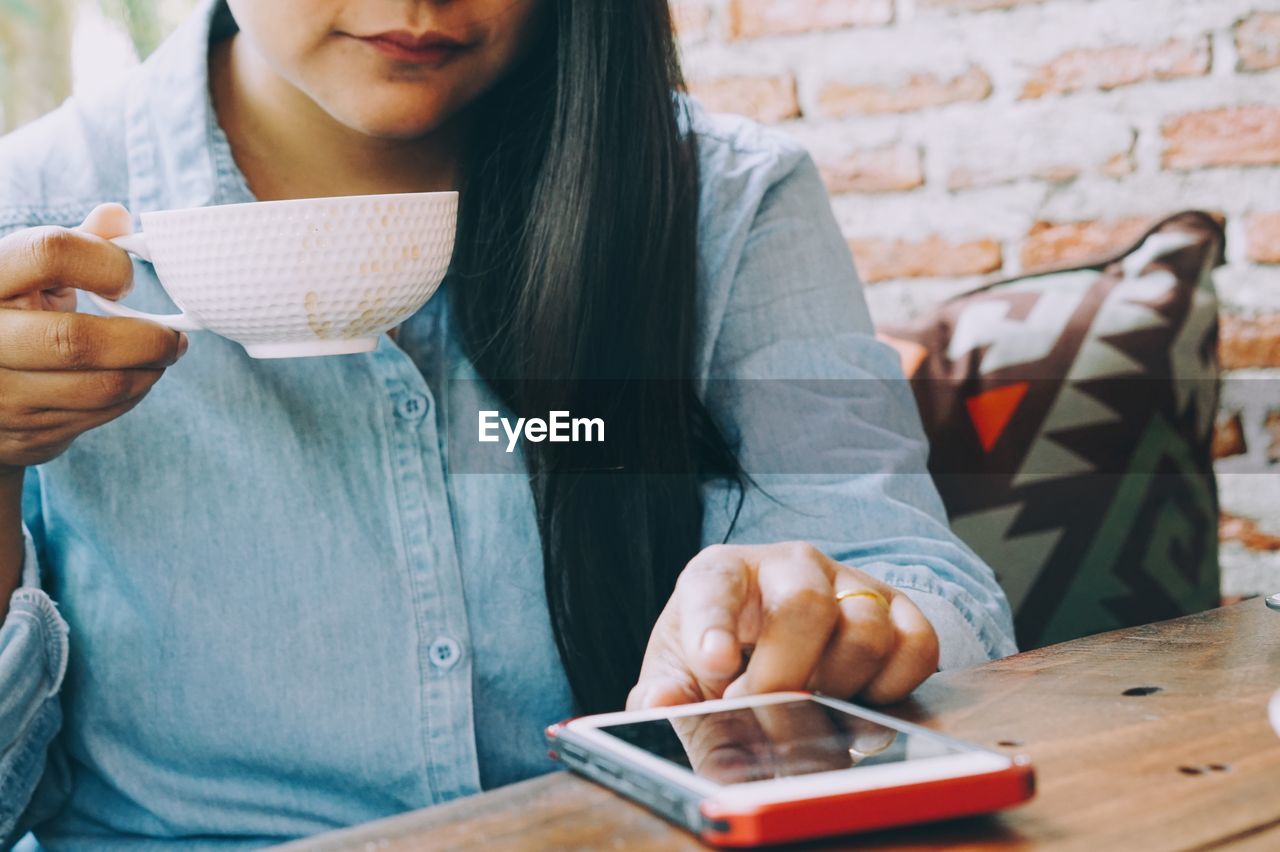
[697,760,1035,846]
[547,716,1035,848]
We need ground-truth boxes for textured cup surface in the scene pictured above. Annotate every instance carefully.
[140,192,457,357]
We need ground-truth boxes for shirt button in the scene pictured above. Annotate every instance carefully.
[429,636,463,670]
[396,392,428,421]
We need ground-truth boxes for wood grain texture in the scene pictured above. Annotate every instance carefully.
[276,602,1280,851]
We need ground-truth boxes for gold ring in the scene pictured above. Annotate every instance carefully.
[835,588,889,609]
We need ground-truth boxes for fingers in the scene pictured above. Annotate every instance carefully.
[810,578,898,698]
[675,546,757,687]
[631,541,942,716]
[860,592,940,705]
[723,543,839,698]
[1,287,78,314]
[36,395,149,438]
[0,395,146,467]
[0,368,164,418]
[0,206,167,471]
[628,596,708,711]
[0,309,186,371]
[0,224,134,301]
[76,203,134,241]
[0,205,134,311]
[626,674,700,711]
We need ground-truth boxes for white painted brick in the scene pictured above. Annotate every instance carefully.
[1212,25,1241,78]
[1218,470,1280,524]
[1037,170,1280,222]
[932,101,1137,189]
[783,120,911,158]
[864,277,989,327]
[678,0,1280,594]
[1219,544,1280,597]
[1218,370,1280,467]
[830,182,1047,240]
[1215,266,1280,313]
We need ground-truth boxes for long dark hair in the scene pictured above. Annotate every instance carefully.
[451,0,741,713]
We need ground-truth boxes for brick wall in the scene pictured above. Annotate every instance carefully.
[676,0,1280,597]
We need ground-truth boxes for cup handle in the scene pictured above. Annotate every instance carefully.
[84,233,203,333]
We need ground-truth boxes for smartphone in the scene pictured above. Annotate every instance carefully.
[546,691,1034,847]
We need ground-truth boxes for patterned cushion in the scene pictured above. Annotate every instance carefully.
[879,211,1224,649]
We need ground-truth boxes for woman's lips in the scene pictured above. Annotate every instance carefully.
[353,30,470,65]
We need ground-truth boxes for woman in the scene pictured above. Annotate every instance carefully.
[0,0,1016,847]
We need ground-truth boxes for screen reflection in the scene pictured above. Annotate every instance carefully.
[601,700,962,786]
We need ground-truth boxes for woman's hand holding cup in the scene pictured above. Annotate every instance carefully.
[0,203,187,476]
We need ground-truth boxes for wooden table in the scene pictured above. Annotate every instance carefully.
[279,602,1280,850]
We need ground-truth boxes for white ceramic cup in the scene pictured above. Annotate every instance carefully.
[87,191,458,359]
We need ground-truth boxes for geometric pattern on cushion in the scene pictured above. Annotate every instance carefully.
[880,211,1224,649]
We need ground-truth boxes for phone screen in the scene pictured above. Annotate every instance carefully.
[598,699,968,786]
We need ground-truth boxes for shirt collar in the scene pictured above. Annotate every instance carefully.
[125,0,250,214]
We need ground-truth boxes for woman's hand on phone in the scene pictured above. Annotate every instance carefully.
[628,542,940,710]
[0,203,187,474]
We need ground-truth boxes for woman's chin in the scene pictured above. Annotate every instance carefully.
[333,101,456,142]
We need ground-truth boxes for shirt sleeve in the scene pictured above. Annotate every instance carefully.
[698,143,1018,666]
[1,486,69,844]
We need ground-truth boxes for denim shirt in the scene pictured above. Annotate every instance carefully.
[0,1,1016,847]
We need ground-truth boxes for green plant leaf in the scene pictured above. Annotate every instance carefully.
[0,0,37,22]
[100,0,162,58]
